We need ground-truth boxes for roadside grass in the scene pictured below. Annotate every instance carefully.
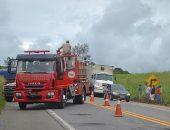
[0,76,5,113]
[114,72,170,105]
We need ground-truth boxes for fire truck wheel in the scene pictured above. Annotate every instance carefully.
[74,88,86,104]
[18,102,27,110]
[58,91,65,109]
[58,101,64,109]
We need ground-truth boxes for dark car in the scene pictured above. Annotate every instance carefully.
[104,84,130,102]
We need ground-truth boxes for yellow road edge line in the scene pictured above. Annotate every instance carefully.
[89,102,170,124]
[123,111,170,125]
[87,101,170,127]
[124,112,170,127]
[92,102,170,125]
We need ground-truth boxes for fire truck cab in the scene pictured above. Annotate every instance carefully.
[8,50,90,110]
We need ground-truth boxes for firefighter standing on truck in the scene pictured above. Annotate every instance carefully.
[58,40,72,71]
[60,40,71,55]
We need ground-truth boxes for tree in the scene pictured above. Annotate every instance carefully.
[4,57,11,66]
[72,43,91,61]
[4,57,16,68]
[113,68,130,74]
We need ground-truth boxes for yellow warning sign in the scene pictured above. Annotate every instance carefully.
[146,74,159,87]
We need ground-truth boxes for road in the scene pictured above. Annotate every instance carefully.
[0,103,65,130]
[0,96,170,130]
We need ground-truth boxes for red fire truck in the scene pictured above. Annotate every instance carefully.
[8,49,90,110]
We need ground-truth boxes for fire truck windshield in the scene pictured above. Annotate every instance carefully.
[17,60,55,73]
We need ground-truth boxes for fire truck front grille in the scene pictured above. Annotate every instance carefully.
[25,86,44,89]
[27,95,42,100]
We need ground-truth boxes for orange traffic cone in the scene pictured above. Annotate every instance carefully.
[90,91,95,102]
[103,93,110,106]
[114,98,123,117]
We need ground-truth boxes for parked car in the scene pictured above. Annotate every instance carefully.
[104,84,130,102]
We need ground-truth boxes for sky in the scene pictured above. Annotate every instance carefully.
[0,0,170,73]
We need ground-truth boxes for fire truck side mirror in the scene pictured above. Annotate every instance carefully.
[8,59,17,74]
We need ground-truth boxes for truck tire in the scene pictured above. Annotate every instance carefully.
[58,90,65,109]
[18,102,27,110]
[5,97,13,102]
[73,88,86,104]
[58,100,64,109]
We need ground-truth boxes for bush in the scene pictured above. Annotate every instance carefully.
[0,76,5,113]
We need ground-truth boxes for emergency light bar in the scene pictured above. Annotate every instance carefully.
[24,50,50,54]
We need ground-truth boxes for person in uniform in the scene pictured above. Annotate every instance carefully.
[61,40,71,55]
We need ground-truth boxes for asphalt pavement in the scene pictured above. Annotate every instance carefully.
[0,103,65,130]
[51,97,170,130]
[0,96,170,130]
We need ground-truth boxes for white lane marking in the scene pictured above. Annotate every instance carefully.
[46,109,75,130]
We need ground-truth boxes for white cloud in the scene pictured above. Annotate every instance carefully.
[1,0,170,73]
[141,0,170,26]
[0,0,110,62]
[19,40,34,50]
[76,0,170,73]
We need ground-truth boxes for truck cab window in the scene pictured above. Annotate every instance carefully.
[65,57,75,71]
[17,60,55,73]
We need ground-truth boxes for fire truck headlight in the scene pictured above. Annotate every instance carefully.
[15,92,22,99]
[47,91,54,98]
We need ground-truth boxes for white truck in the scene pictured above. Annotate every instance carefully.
[87,64,114,95]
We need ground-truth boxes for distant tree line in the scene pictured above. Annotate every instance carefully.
[0,57,13,69]
[113,68,130,74]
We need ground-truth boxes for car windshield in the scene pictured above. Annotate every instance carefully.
[17,60,55,73]
[96,74,112,81]
[111,85,127,91]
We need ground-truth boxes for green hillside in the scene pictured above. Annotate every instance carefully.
[0,76,5,113]
[114,72,170,105]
